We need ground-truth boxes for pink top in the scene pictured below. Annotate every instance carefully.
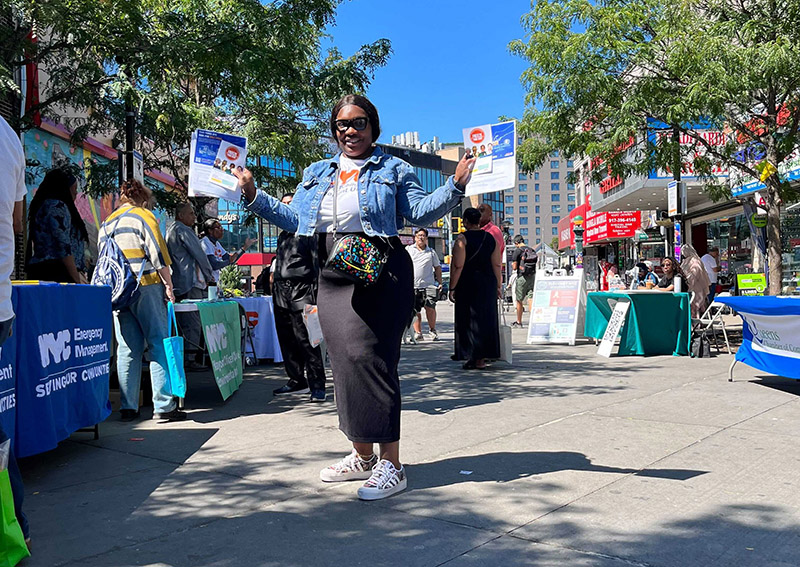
[482,222,505,256]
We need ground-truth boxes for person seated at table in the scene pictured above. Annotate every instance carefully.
[200,218,256,283]
[656,257,681,291]
[25,168,89,283]
[630,262,658,289]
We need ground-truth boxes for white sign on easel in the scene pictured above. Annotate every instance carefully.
[527,269,587,346]
[597,300,630,357]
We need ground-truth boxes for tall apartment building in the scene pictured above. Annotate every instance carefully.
[504,152,576,247]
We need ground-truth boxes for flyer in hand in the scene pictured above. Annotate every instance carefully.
[188,129,248,200]
[461,120,517,196]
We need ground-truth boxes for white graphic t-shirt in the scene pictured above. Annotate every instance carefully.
[317,155,366,233]
[201,236,228,283]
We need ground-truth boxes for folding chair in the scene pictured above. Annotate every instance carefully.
[691,293,732,354]
[238,303,257,367]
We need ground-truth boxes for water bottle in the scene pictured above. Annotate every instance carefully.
[674,275,682,293]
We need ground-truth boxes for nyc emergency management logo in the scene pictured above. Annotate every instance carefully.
[38,330,72,368]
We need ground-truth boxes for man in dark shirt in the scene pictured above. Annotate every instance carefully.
[271,193,326,401]
[510,235,537,327]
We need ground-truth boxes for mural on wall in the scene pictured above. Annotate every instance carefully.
[23,128,170,237]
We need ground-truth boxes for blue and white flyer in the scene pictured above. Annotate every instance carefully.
[461,120,517,196]
[188,129,248,200]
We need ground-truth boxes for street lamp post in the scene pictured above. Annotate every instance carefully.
[573,215,585,269]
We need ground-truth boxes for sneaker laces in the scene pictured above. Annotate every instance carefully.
[364,460,399,488]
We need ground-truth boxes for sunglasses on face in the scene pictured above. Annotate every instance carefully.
[334,117,369,132]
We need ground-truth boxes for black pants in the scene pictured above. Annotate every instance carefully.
[273,300,325,391]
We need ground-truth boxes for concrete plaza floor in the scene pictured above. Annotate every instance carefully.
[17,303,800,567]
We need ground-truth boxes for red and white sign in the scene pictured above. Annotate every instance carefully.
[469,129,485,144]
[225,146,240,161]
[584,211,641,245]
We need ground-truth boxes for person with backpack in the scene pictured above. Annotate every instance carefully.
[510,235,537,327]
[97,179,186,423]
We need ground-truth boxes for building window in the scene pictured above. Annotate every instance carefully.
[506,217,514,225]
[535,183,539,191]
[568,204,575,211]
[551,182,560,191]
[535,205,540,213]
[518,184,527,192]
[508,228,515,236]
[551,216,560,224]
[535,216,540,224]
[567,193,576,202]
[550,171,560,180]
[552,227,559,235]
[552,194,560,202]
[551,205,561,213]
[519,195,528,203]
[520,217,528,225]
[505,206,514,215]
[520,228,529,236]
[519,172,527,180]
[536,238,541,244]
[550,160,560,169]
[551,150,559,157]
[567,160,574,168]
[534,194,540,202]
[534,172,539,180]
[535,228,541,235]
[505,195,514,203]
[567,183,575,191]
[519,206,528,213]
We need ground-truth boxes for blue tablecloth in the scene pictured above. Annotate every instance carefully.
[715,295,800,380]
[10,284,112,457]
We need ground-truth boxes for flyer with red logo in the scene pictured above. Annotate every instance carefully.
[461,120,516,196]
[188,129,248,200]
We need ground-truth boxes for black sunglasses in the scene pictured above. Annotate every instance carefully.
[334,117,369,132]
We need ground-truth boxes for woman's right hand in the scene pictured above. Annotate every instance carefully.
[448,290,456,303]
[454,152,477,189]
[233,168,256,203]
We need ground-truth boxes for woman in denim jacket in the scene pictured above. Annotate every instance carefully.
[236,94,476,500]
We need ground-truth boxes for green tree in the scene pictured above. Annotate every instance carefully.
[550,236,559,251]
[2,0,390,205]
[510,0,800,294]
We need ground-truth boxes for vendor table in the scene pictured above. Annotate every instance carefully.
[229,296,283,362]
[0,284,112,457]
[585,291,692,356]
[714,296,800,381]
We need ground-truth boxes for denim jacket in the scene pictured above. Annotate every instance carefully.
[242,146,465,237]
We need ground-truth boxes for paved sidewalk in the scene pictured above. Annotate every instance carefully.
[18,303,800,566]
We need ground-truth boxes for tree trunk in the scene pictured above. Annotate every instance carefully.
[766,177,783,295]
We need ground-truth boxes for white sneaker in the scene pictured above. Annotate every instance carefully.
[414,332,424,341]
[357,459,407,500]
[320,450,377,482]
[429,329,439,341]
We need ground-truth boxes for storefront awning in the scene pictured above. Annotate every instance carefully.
[237,252,275,267]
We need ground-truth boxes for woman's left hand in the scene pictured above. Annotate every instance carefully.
[448,290,456,303]
[454,152,477,188]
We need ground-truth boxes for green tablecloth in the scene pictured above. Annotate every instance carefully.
[585,292,691,356]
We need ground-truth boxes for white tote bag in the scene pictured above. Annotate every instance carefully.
[498,300,513,364]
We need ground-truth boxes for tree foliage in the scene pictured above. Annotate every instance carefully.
[2,0,391,203]
[510,0,800,293]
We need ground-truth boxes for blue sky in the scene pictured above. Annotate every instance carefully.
[323,0,533,144]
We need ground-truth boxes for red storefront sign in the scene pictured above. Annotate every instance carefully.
[584,211,641,245]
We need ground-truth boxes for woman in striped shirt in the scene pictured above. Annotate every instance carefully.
[99,179,186,422]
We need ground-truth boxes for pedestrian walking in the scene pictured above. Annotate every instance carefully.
[235,94,475,500]
[100,179,186,422]
[509,234,537,327]
[449,207,502,369]
[406,227,443,341]
[270,193,326,402]
[166,202,214,368]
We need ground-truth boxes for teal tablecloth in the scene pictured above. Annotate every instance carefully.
[585,292,692,356]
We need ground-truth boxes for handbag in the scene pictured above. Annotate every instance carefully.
[323,170,387,285]
[0,441,29,567]
[325,234,387,285]
[163,302,187,397]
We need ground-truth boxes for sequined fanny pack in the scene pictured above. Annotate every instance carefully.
[325,234,387,286]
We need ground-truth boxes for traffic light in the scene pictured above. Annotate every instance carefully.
[451,217,463,234]
[436,218,445,228]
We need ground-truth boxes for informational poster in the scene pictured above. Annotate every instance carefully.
[188,129,248,201]
[527,270,586,346]
[197,301,243,400]
[737,273,767,296]
[461,120,516,197]
[597,300,630,357]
